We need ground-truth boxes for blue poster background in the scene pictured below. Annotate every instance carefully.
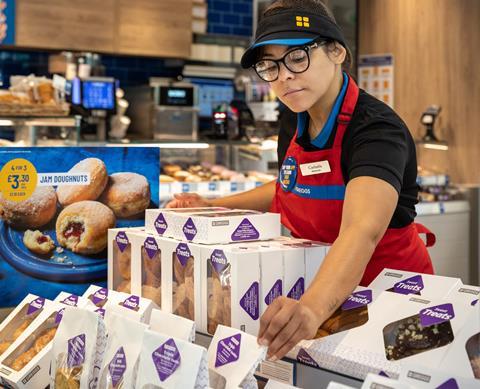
[0,0,15,45]
[0,147,160,307]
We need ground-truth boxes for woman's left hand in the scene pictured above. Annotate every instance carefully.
[257,296,323,361]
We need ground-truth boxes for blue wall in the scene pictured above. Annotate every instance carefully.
[207,0,253,36]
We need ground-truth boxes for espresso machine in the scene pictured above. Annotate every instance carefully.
[150,78,199,141]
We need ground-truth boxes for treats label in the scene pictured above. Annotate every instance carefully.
[296,348,319,368]
[436,378,459,389]
[341,289,373,311]
[419,303,455,327]
[115,231,130,253]
[215,334,241,368]
[92,288,108,305]
[471,299,478,306]
[61,294,79,307]
[152,338,181,382]
[240,282,259,320]
[95,308,106,318]
[210,249,229,274]
[265,279,283,306]
[67,334,86,368]
[287,277,305,300]
[394,275,424,295]
[27,297,45,315]
[231,218,260,241]
[55,308,65,324]
[175,243,192,267]
[183,217,197,241]
[122,295,140,311]
[144,237,159,259]
[108,347,127,387]
[155,213,168,235]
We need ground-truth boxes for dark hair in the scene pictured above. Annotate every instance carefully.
[263,0,352,72]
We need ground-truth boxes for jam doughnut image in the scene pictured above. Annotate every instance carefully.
[23,230,56,255]
[0,186,57,229]
[56,201,116,255]
[100,172,150,218]
[57,158,108,206]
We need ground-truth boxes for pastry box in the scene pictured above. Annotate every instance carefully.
[201,245,261,336]
[0,300,65,389]
[368,268,461,300]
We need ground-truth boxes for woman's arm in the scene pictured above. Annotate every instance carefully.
[257,176,398,360]
[167,180,276,212]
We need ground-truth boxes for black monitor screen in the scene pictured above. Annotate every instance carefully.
[159,86,194,107]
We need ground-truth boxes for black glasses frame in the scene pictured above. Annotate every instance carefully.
[253,41,326,82]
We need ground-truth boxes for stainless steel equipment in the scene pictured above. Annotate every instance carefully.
[150,78,199,141]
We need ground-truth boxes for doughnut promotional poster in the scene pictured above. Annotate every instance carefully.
[0,147,160,307]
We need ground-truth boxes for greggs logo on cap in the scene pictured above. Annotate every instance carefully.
[296,16,310,28]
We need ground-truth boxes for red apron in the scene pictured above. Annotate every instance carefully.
[272,75,434,286]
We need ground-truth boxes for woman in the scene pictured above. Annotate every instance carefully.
[168,0,435,361]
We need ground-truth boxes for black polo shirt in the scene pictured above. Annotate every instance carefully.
[277,89,419,228]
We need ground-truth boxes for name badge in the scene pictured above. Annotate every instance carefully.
[300,160,331,176]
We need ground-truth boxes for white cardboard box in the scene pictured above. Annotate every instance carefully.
[229,242,284,315]
[153,235,203,328]
[264,241,306,300]
[147,208,281,244]
[437,307,480,380]
[337,292,471,378]
[145,207,227,237]
[368,268,461,300]
[0,295,50,360]
[0,300,64,389]
[149,309,196,342]
[399,363,479,388]
[201,245,261,336]
[107,227,145,294]
[361,373,410,389]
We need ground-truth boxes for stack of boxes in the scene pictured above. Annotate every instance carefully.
[108,207,330,337]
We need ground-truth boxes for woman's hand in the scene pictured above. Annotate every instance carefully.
[257,296,323,361]
[165,193,212,208]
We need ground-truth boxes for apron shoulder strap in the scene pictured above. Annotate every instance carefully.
[334,75,360,148]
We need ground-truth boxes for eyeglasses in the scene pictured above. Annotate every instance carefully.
[253,41,325,82]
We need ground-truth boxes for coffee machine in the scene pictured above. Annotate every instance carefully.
[150,78,199,141]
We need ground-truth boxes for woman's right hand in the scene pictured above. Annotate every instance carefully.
[166,193,213,208]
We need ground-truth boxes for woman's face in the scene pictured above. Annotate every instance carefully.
[261,43,344,113]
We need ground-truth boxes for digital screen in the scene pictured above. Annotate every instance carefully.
[187,78,234,117]
[82,80,115,110]
[159,86,194,106]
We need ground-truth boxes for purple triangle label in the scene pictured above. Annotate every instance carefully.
[436,378,459,389]
[297,348,319,368]
[210,249,229,274]
[231,218,260,241]
[471,299,478,306]
[176,243,192,267]
[420,303,455,327]
[240,282,259,320]
[55,308,65,325]
[394,275,424,295]
[61,294,79,307]
[91,288,108,306]
[341,289,373,311]
[109,347,127,387]
[115,231,129,253]
[122,295,140,311]
[155,213,168,235]
[183,217,197,241]
[287,277,305,300]
[152,338,181,382]
[265,279,282,306]
[27,297,45,316]
[215,334,241,368]
[67,334,86,368]
[95,308,105,318]
[144,237,159,259]
[378,371,389,377]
